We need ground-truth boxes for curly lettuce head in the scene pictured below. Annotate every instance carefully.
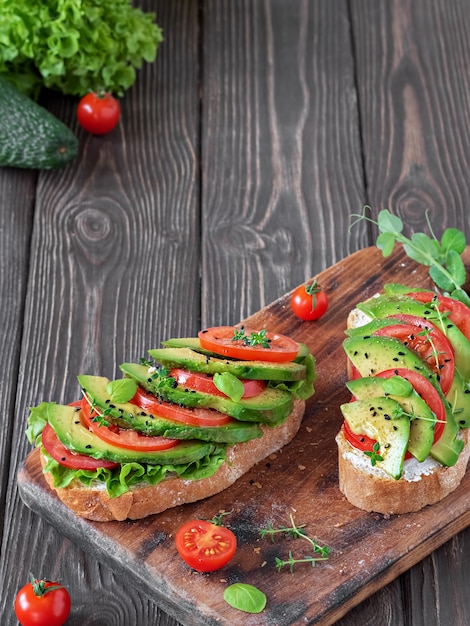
[0,0,163,97]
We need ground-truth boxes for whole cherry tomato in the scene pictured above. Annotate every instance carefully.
[291,280,328,321]
[14,575,71,626]
[77,92,121,135]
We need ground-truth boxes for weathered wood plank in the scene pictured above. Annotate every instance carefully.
[346,1,470,624]
[0,1,198,623]
[201,0,365,325]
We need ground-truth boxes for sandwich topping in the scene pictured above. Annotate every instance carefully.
[26,326,315,499]
[340,285,470,480]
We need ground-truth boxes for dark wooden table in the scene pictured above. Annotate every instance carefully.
[2,1,470,624]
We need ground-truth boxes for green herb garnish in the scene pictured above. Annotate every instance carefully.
[232,327,270,349]
[223,583,267,614]
[259,514,331,572]
[351,208,470,306]
[364,441,384,466]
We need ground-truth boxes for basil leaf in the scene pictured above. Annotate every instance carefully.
[213,372,245,403]
[382,376,413,397]
[223,583,267,614]
[105,379,138,404]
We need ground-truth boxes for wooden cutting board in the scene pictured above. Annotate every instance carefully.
[17,246,470,626]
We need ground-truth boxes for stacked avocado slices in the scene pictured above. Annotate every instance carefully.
[340,286,470,479]
[28,331,315,497]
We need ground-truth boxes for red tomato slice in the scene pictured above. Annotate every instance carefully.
[80,399,180,451]
[41,422,119,471]
[407,291,470,342]
[373,319,454,395]
[170,368,266,398]
[175,519,237,572]
[344,368,446,455]
[131,387,233,426]
[198,326,299,362]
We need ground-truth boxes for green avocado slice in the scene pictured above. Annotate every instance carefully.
[46,402,217,465]
[119,362,294,425]
[150,345,308,381]
[77,374,262,444]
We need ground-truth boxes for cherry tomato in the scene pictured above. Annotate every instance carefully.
[373,318,454,395]
[291,280,328,321]
[175,519,237,572]
[131,387,234,427]
[15,576,71,626]
[198,326,299,362]
[80,398,179,451]
[406,291,470,342]
[170,368,266,398]
[77,92,120,135]
[41,422,119,471]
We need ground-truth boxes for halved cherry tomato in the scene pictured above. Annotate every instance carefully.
[131,387,233,427]
[15,577,71,626]
[344,368,446,454]
[175,519,237,572]
[406,291,470,342]
[80,399,180,451]
[198,326,299,362]
[41,422,119,470]
[291,280,328,321]
[170,368,266,398]
[373,318,454,395]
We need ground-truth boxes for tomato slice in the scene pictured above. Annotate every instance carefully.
[41,422,119,470]
[198,326,299,362]
[373,317,455,395]
[175,519,237,572]
[344,368,446,455]
[80,399,180,451]
[131,387,234,426]
[407,291,470,342]
[170,368,266,398]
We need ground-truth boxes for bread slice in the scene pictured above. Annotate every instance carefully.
[40,399,306,521]
[336,425,470,514]
[338,302,470,514]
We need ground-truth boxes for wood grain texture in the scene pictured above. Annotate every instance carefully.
[0,1,196,624]
[351,0,470,239]
[201,0,366,325]
[17,246,470,626]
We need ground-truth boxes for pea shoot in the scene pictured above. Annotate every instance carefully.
[351,207,470,307]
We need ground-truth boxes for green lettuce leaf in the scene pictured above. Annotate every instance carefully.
[0,0,163,97]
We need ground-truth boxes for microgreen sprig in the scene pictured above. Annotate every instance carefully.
[233,327,271,349]
[259,514,331,572]
[364,442,384,466]
[351,207,470,307]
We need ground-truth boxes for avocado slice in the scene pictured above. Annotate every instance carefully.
[77,374,262,444]
[445,367,470,429]
[150,346,308,382]
[46,402,217,465]
[343,335,437,387]
[356,294,470,381]
[340,396,410,479]
[119,362,294,425]
[430,403,464,466]
[346,376,436,461]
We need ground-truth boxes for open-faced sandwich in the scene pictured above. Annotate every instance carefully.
[337,285,470,514]
[26,326,315,521]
